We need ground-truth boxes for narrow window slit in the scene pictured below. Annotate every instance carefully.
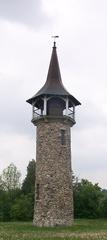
[61,129,66,145]
[36,183,39,200]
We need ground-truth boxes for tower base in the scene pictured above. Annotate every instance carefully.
[33,117,74,227]
[33,216,73,227]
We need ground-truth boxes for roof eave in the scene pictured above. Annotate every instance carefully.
[26,93,81,106]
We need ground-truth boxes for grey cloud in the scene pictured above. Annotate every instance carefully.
[0,73,33,137]
[74,99,107,132]
[0,0,47,27]
[73,126,107,188]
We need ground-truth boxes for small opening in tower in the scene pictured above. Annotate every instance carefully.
[36,183,39,200]
[61,129,66,145]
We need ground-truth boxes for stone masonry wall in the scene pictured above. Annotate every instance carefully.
[33,118,74,226]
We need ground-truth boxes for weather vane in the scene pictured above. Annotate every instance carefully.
[52,35,59,47]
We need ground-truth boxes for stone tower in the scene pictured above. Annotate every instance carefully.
[27,41,81,226]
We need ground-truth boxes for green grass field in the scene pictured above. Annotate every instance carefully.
[0,219,107,240]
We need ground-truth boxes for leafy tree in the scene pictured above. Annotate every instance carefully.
[99,189,107,218]
[0,191,12,221]
[22,159,36,195]
[74,179,102,218]
[0,175,4,191]
[10,193,34,221]
[0,163,21,221]
[19,160,36,221]
[0,189,21,221]
[2,163,21,191]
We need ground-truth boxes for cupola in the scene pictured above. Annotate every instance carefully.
[26,41,81,124]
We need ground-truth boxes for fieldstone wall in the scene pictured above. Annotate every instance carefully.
[33,118,74,226]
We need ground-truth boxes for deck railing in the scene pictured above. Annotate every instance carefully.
[32,107,75,121]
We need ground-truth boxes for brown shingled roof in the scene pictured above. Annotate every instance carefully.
[27,42,81,106]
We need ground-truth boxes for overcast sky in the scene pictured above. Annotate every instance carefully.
[0,0,107,188]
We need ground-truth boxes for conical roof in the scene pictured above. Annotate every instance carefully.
[27,42,81,106]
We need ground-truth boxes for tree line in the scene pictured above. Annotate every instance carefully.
[0,160,107,221]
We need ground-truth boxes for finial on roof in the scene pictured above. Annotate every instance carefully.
[52,35,59,47]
